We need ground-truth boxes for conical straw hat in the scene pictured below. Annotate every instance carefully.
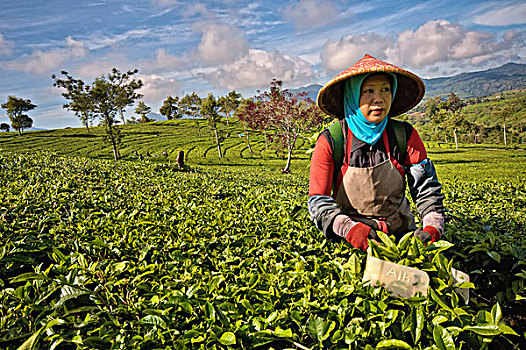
[317,54,425,119]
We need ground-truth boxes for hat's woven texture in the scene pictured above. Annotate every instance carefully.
[317,54,425,119]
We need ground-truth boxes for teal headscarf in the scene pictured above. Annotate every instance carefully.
[343,73,397,144]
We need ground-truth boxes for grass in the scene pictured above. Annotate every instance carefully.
[1,118,525,182]
[429,145,526,183]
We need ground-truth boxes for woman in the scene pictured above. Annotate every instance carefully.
[309,54,445,251]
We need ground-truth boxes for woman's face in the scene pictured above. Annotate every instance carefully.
[359,74,392,124]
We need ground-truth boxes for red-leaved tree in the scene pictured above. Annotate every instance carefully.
[238,79,324,172]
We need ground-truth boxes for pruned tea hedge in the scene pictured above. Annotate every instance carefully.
[0,152,524,349]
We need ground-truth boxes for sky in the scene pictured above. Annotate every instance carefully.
[0,0,525,130]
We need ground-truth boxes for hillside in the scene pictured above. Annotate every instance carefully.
[401,89,526,144]
[1,114,525,181]
[462,89,526,125]
[291,61,526,101]
[0,119,313,172]
[424,62,526,97]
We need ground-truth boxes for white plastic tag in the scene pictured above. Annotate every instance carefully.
[363,255,430,298]
[451,268,470,304]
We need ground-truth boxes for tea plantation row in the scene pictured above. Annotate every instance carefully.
[0,120,307,168]
[0,152,525,349]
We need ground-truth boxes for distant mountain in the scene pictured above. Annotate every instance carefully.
[291,62,526,102]
[288,84,321,102]
[146,112,164,121]
[423,62,526,97]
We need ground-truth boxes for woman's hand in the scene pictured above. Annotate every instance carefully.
[333,215,378,251]
[345,222,376,251]
[414,226,440,245]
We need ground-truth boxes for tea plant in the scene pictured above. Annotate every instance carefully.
[0,151,524,349]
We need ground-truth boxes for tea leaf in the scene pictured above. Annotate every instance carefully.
[464,324,502,336]
[140,315,167,329]
[219,331,236,345]
[411,305,424,343]
[375,339,412,349]
[487,251,501,263]
[491,302,502,324]
[433,325,456,350]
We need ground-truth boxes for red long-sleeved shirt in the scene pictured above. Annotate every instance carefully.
[309,120,427,197]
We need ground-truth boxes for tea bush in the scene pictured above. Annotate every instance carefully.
[0,152,524,349]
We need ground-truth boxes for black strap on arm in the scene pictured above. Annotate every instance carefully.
[391,119,407,157]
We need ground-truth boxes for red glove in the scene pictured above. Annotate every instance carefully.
[414,226,440,245]
[345,222,374,251]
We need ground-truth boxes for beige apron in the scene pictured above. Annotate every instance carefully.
[334,132,415,235]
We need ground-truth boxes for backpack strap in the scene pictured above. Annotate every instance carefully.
[391,119,407,158]
[321,120,345,194]
[328,120,344,177]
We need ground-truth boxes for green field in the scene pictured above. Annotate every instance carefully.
[1,120,525,349]
[1,118,525,180]
[0,120,303,171]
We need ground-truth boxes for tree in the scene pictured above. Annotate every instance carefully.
[496,105,513,145]
[135,101,153,123]
[425,96,442,120]
[201,93,223,158]
[90,75,123,161]
[179,92,201,119]
[0,123,9,132]
[425,96,447,141]
[159,95,180,120]
[237,80,324,172]
[52,71,94,132]
[443,93,466,150]
[126,116,139,124]
[218,90,242,126]
[179,92,202,135]
[425,93,470,148]
[238,97,272,150]
[53,68,144,160]
[18,115,34,132]
[110,68,143,125]
[1,96,36,136]
[235,98,254,155]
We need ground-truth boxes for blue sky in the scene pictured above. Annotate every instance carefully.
[0,0,525,129]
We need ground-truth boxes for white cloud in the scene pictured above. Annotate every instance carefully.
[75,53,133,79]
[150,0,178,7]
[469,54,496,65]
[473,3,526,26]
[320,34,393,72]
[140,48,186,72]
[204,49,316,90]
[65,37,89,58]
[318,19,524,77]
[0,33,13,56]
[5,36,88,74]
[137,74,180,106]
[386,20,463,68]
[450,31,496,59]
[504,30,518,41]
[88,29,153,50]
[283,0,338,29]
[150,8,174,18]
[194,22,249,65]
[185,3,215,19]
[385,20,518,68]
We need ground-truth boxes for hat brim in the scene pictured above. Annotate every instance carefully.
[317,62,425,119]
